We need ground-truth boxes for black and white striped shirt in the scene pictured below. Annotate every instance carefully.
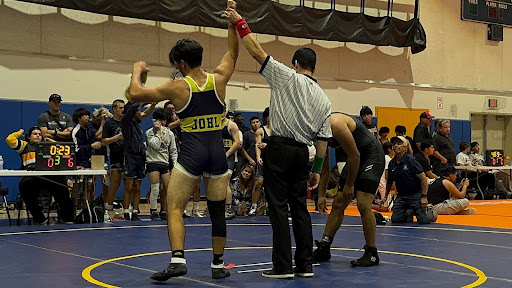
[260,56,332,145]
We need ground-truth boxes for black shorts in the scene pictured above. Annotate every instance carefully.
[255,163,263,178]
[339,151,384,183]
[339,151,384,194]
[146,162,170,175]
[123,154,145,180]
[110,153,124,170]
[227,154,235,172]
[338,177,380,195]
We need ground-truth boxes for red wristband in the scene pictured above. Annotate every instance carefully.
[235,18,251,38]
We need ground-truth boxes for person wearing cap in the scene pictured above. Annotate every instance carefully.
[37,94,73,141]
[385,136,435,224]
[413,111,434,154]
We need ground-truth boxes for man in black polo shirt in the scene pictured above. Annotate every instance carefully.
[431,119,454,175]
[414,140,437,179]
[413,111,434,153]
[385,136,434,224]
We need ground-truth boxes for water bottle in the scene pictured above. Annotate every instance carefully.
[0,155,4,170]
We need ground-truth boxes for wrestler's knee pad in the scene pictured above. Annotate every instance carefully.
[207,199,226,237]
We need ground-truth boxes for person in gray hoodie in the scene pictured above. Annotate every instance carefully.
[146,108,178,220]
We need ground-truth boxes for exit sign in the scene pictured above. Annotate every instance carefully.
[489,98,498,108]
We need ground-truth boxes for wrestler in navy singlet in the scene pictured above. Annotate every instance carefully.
[176,73,228,176]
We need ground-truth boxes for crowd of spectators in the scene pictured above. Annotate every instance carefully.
[6,96,507,224]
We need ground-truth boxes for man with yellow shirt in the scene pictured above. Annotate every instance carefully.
[6,127,74,224]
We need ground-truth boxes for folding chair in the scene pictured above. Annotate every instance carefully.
[0,185,12,226]
[17,190,60,226]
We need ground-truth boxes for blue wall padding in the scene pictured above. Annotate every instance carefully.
[0,103,471,201]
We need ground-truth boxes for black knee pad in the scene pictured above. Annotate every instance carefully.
[207,199,226,237]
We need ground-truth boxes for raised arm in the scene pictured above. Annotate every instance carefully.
[145,128,162,151]
[444,178,469,199]
[6,129,27,154]
[129,62,188,104]
[214,2,239,88]
[222,7,267,65]
[101,133,122,146]
[94,117,106,140]
[137,103,157,120]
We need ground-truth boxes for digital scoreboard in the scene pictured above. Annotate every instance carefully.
[485,149,505,166]
[35,142,76,171]
[462,0,512,26]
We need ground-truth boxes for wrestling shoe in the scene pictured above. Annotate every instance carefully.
[211,263,231,279]
[312,240,331,262]
[350,245,379,267]
[150,263,187,281]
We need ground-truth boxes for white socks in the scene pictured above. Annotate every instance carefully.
[150,183,160,210]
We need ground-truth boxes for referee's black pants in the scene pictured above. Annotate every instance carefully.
[263,137,312,273]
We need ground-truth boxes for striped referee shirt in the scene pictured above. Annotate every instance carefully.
[260,56,332,145]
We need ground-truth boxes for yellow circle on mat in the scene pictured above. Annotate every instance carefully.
[82,247,487,288]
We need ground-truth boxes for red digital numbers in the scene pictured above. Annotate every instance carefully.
[488,6,497,19]
[48,158,54,168]
[68,157,74,168]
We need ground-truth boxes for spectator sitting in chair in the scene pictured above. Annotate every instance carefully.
[467,141,496,198]
[229,164,255,216]
[428,166,476,215]
[6,127,75,224]
[456,142,472,166]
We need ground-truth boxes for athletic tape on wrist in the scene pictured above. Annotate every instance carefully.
[312,156,324,173]
[235,18,251,38]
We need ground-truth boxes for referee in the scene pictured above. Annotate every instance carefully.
[223,6,332,279]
